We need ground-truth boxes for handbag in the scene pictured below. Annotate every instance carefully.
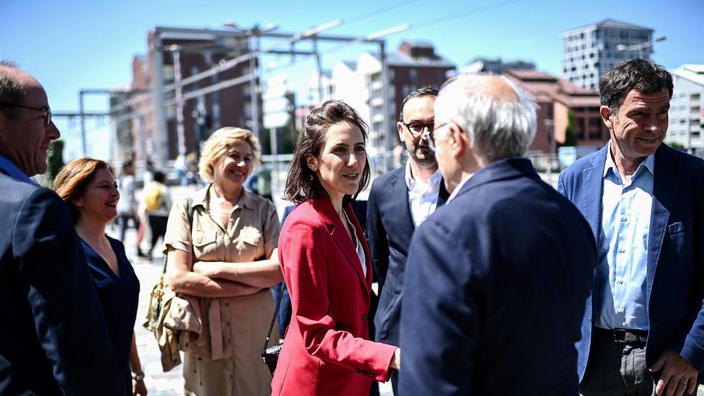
[143,197,195,333]
[261,285,284,374]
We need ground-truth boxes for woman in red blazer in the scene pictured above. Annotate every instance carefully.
[272,100,400,396]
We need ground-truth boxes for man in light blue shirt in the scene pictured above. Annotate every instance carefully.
[559,59,704,396]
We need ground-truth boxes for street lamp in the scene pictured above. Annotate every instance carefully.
[616,35,666,59]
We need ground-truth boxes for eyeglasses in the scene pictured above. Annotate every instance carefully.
[401,121,434,137]
[0,103,52,127]
[428,122,450,152]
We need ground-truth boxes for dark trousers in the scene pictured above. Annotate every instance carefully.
[147,214,168,256]
[580,328,654,396]
[116,212,140,243]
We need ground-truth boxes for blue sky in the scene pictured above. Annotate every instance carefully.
[1,0,702,159]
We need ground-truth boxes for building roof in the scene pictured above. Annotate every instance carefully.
[672,64,704,86]
[365,50,455,69]
[564,18,653,33]
[505,69,600,107]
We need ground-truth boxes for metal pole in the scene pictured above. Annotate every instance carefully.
[249,34,260,138]
[313,37,324,103]
[173,49,187,156]
[380,40,391,173]
[152,33,168,166]
[79,90,87,156]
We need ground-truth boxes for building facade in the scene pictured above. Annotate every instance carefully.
[118,26,261,167]
[505,69,609,153]
[668,65,704,153]
[563,19,654,90]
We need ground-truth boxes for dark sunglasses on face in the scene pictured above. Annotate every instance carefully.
[0,103,52,127]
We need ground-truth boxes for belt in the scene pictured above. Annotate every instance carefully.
[594,327,648,343]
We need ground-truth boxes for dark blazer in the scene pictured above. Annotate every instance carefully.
[0,172,124,395]
[272,196,396,396]
[400,158,596,396]
[558,144,704,381]
[366,167,448,346]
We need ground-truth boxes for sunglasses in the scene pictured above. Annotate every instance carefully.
[0,103,52,127]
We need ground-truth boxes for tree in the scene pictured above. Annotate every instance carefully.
[46,139,65,184]
[561,109,577,147]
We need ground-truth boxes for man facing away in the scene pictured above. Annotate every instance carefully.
[559,59,704,396]
[0,61,124,395]
[400,74,596,395]
[366,86,449,393]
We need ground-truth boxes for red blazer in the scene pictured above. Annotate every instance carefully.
[272,197,397,396]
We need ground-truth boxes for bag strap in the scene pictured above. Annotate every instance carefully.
[160,196,195,275]
[262,284,284,353]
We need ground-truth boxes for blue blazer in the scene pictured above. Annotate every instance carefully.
[0,172,125,395]
[366,167,448,346]
[400,158,596,395]
[558,143,704,381]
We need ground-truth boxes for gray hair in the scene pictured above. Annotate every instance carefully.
[435,74,537,164]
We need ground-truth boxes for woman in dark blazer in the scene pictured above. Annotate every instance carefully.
[272,100,400,396]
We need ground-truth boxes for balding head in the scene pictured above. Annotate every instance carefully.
[0,61,60,177]
[434,73,537,164]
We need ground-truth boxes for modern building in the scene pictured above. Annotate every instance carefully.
[119,26,261,167]
[563,19,655,90]
[667,64,704,153]
[331,41,455,174]
[505,69,609,153]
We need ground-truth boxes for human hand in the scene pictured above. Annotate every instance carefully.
[649,349,698,396]
[133,378,147,396]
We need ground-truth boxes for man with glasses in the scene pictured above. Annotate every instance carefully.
[399,74,596,395]
[0,61,124,394]
[366,86,449,393]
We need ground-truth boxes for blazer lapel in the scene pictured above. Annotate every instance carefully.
[647,145,678,294]
[392,169,415,233]
[582,146,608,241]
[313,197,369,295]
[437,177,450,207]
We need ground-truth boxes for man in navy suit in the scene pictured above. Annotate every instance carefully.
[400,74,596,395]
[366,86,448,393]
[559,59,704,396]
[0,61,124,394]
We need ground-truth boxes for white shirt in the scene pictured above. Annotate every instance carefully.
[405,160,443,227]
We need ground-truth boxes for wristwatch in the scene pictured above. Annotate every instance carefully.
[132,371,145,381]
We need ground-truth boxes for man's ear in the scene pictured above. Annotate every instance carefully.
[448,123,466,159]
[600,105,614,130]
[396,121,405,143]
[306,154,318,173]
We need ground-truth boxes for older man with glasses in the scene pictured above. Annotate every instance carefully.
[366,86,449,394]
[400,74,596,396]
[0,60,124,395]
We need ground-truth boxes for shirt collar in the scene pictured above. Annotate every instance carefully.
[0,155,33,184]
[194,182,256,211]
[404,159,442,193]
[603,140,655,180]
[447,174,473,203]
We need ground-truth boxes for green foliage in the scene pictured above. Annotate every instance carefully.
[46,139,64,184]
[668,141,686,151]
[562,109,577,147]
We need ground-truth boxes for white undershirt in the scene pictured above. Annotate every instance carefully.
[404,160,443,227]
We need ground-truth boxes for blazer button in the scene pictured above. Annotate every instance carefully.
[361,313,368,321]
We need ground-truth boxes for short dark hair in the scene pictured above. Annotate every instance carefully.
[284,100,371,204]
[153,170,166,183]
[0,60,25,119]
[599,59,673,113]
[398,86,438,121]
